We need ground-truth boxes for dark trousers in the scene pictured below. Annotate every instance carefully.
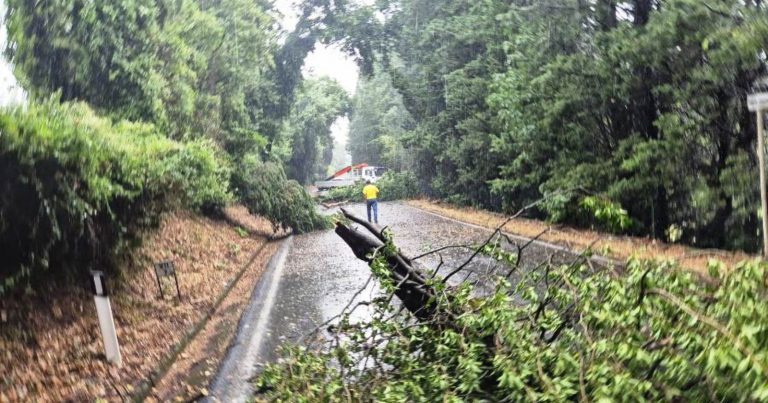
[366,199,379,223]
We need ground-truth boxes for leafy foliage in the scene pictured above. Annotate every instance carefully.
[377,0,509,208]
[579,196,634,233]
[539,193,635,234]
[320,182,365,203]
[488,0,768,250]
[232,154,329,234]
[321,171,420,203]
[5,0,279,146]
[4,0,335,238]
[348,68,414,171]
[256,234,768,401]
[329,0,768,251]
[281,78,350,184]
[0,100,230,294]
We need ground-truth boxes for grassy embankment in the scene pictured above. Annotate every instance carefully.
[315,171,753,274]
[0,100,285,401]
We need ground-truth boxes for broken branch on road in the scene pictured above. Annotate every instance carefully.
[334,212,436,320]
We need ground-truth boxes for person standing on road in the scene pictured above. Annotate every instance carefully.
[362,180,380,224]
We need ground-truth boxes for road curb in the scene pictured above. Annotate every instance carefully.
[132,237,278,402]
[206,235,294,402]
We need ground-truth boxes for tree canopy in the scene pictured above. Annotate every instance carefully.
[0,0,359,293]
[3,0,352,234]
[348,67,414,171]
[334,0,768,251]
[282,77,350,184]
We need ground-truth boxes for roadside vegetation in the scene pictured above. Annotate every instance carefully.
[341,0,768,252]
[233,156,330,234]
[0,0,345,398]
[0,209,275,401]
[320,171,420,203]
[0,0,349,295]
[0,100,230,294]
[407,200,753,275]
[252,2,768,400]
[1,0,768,401]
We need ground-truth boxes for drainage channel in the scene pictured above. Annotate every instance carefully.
[206,236,293,402]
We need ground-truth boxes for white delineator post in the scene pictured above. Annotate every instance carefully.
[749,92,768,256]
[91,271,122,365]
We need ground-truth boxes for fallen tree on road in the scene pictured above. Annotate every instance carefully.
[255,209,768,402]
[334,208,437,320]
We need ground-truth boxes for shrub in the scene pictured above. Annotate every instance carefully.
[321,181,364,203]
[167,139,232,214]
[232,154,329,234]
[578,195,634,233]
[375,170,420,200]
[0,100,230,294]
[540,191,634,235]
[321,171,420,203]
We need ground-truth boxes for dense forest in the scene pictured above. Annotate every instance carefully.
[2,0,767,287]
[256,5,768,399]
[0,0,348,293]
[3,0,768,401]
[345,0,768,251]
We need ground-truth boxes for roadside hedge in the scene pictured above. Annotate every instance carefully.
[0,100,231,294]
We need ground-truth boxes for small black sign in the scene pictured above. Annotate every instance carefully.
[155,261,175,277]
[153,261,182,300]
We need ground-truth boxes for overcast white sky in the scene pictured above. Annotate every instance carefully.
[273,0,360,94]
[0,0,26,107]
[273,0,361,165]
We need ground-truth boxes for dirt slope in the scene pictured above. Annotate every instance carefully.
[0,207,274,402]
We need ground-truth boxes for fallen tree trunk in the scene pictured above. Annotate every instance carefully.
[334,209,499,394]
[334,210,436,320]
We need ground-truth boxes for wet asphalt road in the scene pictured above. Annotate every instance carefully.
[208,202,600,401]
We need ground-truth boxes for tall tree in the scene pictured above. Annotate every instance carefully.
[282,77,350,184]
[335,0,768,250]
[6,0,167,121]
[490,0,768,248]
[348,68,414,170]
[5,0,278,155]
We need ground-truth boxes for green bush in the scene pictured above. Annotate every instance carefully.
[578,195,634,233]
[321,181,365,202]
[232,154,329,234]
[539,191,634,235]
[0,100,230,294]
[321,171,420,203]
[167,139,232,214]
